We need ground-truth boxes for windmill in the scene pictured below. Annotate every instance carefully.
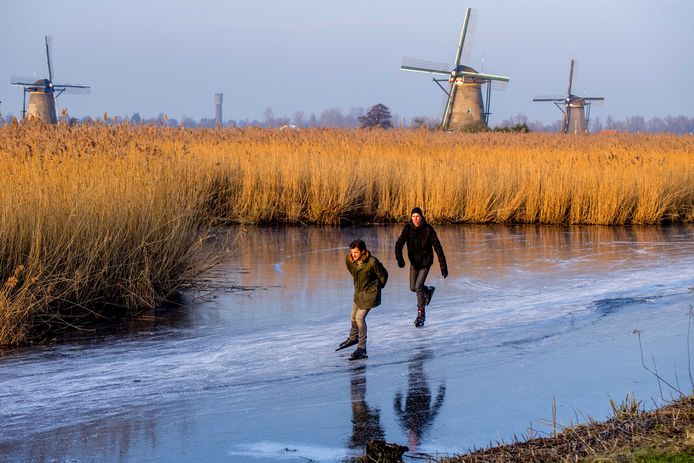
[401,8,509,131]
[533,59,604,134]
[10,36,90,124]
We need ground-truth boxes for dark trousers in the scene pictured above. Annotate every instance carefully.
[409,266,430,307]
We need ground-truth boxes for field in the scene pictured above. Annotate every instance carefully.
[1,123,693,345]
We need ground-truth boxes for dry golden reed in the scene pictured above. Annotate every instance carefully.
[1,122,692,344]
[0,122,223,345]
[203,128,693,225]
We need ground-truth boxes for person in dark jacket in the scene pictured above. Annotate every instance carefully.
[337,239,389,360]
[395,207,447,327]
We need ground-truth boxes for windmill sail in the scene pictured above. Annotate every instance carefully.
[10,76,40,86]
[441,8,473,130]
[45,36,54,82]
[401,57,451,75]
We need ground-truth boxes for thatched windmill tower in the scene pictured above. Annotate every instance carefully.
[533,59,604,134]
[11,36,90,123]
[400,8,509,130]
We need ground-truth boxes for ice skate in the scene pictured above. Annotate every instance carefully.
[335,337,358,351]
[414,306,426,327]
[349,347,368,360]
[424,286,436,306]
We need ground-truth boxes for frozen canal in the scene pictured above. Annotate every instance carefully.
[2,224,694,462]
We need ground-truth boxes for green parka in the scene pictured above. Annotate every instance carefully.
[345,251,388,309]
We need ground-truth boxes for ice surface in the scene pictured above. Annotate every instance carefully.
[1,224,693,462]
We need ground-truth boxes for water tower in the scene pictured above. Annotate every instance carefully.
[214,93,223,127]
[10,36,90,124]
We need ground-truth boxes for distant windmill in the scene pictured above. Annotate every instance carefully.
[401,8,509,131]
[533,59,604,134]
[11,36,90,124]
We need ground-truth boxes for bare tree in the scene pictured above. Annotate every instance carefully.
[319,107,345,127]
[359,103,393,129]
[292,111,305,128]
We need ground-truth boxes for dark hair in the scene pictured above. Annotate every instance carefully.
[349,239,366,251]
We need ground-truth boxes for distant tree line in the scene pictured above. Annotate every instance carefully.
[498,113,694,134]
[1,105,692,133]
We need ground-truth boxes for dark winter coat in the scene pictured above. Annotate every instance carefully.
[395,220,448,275]
[346,251,389,309]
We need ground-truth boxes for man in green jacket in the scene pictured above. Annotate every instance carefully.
[337,239,388,360]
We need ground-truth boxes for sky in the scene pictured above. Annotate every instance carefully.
[1,0,692,125]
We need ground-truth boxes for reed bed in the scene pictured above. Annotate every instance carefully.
[0,122,223,345]
[182,128,694,226]
[1,123,692,344]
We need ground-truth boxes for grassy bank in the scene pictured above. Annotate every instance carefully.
[441,395,694,462]
[1,124,693,344]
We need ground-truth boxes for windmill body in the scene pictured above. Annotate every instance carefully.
[11,37,89,124]
[565,100,588,135]
[401,8,509,130]
[26,79,58,124]
[446,65,486,130]
[533,59,604,134]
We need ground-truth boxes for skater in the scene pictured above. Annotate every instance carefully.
[395,207,448,327]
[337,239,388,360]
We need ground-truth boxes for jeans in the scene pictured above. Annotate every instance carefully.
[349,303,370,349]
[409,266,430,307]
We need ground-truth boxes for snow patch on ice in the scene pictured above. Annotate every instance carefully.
[228,441,348,462]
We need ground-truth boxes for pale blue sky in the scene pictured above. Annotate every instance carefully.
[1,0,692,124]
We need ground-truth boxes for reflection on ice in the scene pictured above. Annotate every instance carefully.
[348,364,385,449]
[393,350,446,452]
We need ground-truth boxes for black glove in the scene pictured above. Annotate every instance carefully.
[398,261,405,268]
[441,267,448,279]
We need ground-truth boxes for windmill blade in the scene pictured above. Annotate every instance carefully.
[453,8,474,69]
[460,8,477,67]
[582,97,604,101]
[441,84,456,130]
[533,93,565,101]
[472,78,508,91]
[401,57,451,75]
[54,82,90,89]
[490,80,508,91]
[55,86,91,95]
[583,98,605,107]
[10,76,39,85]
[566,59,575,96]
[454,70,509,82]
[45,36,54,82]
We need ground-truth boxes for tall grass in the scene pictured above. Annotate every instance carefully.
[0,122,222,345]
[1,123,692,344]
[199,128,694,225]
